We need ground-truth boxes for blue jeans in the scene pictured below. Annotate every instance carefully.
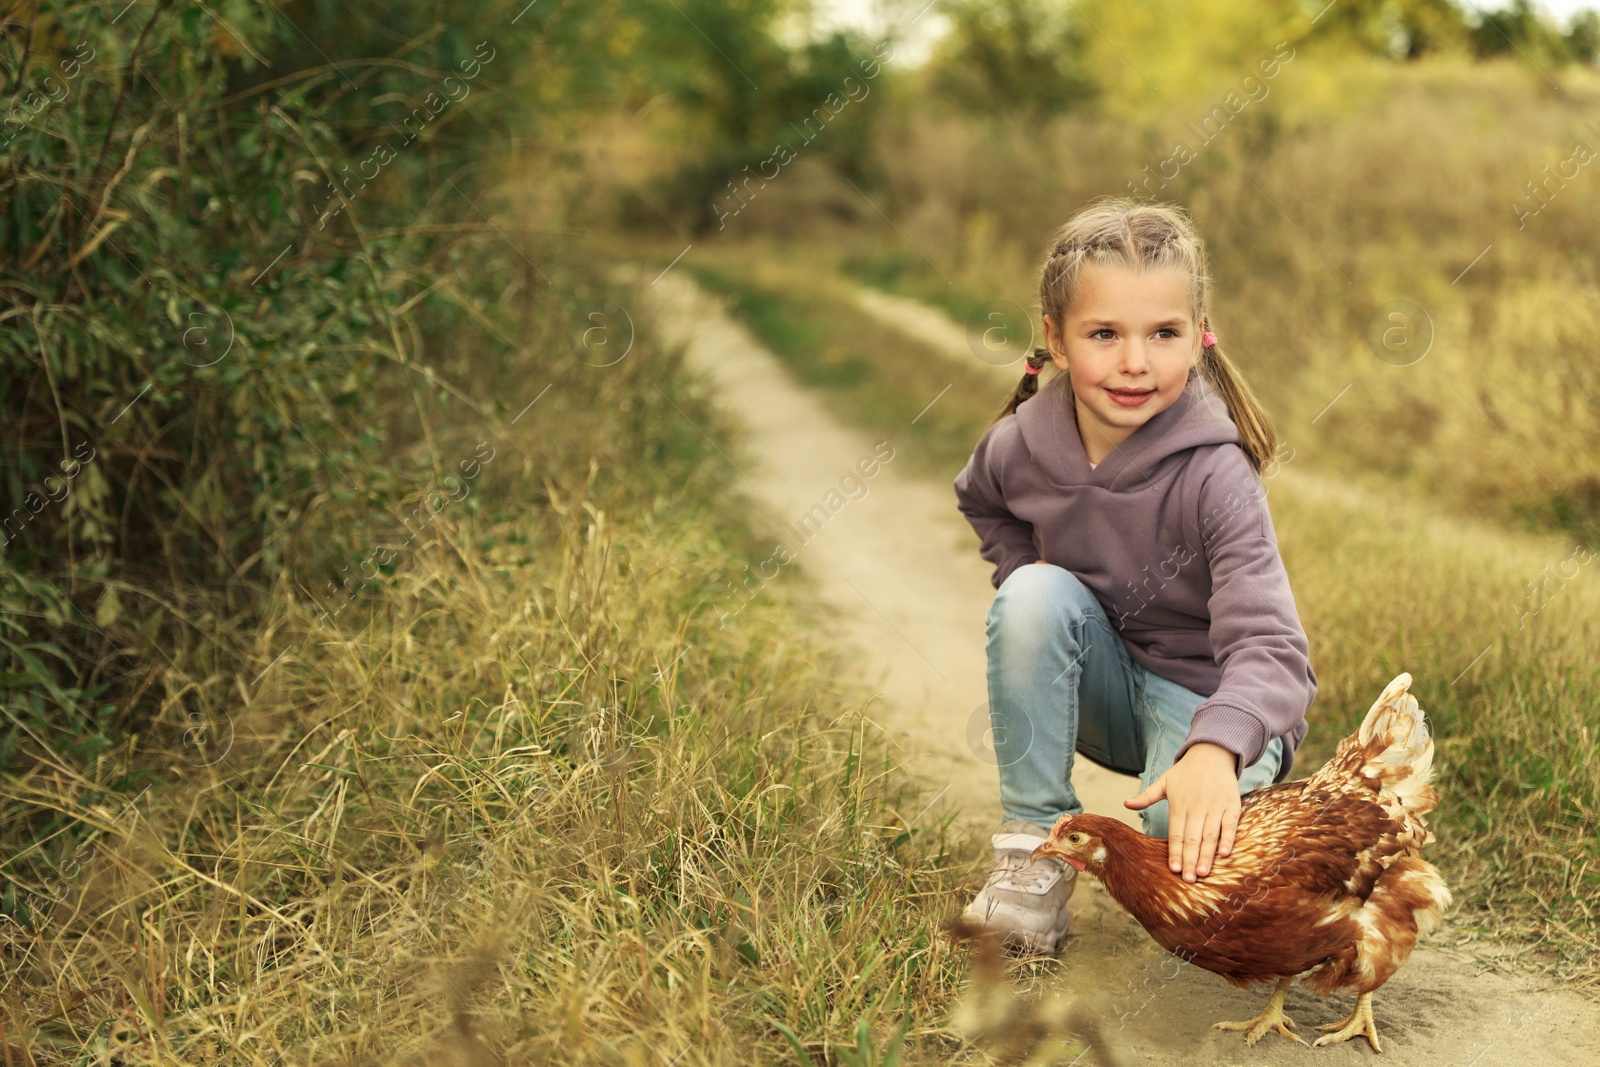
[984,562,1283,838]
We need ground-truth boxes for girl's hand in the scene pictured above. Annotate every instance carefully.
[1124,742,1240,882]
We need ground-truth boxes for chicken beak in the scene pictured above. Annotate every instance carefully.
[1034,839,1087,871]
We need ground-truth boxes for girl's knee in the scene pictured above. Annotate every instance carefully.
[990,562,1101,633]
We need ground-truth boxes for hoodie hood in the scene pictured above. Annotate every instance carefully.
[1015,371,1244,492]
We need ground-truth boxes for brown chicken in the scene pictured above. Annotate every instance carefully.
[1034,672,1451,1052]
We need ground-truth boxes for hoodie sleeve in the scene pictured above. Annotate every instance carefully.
[953,418,1039,590]
[1174,447,1318,776]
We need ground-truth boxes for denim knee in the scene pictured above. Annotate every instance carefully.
[988,563,1103,646]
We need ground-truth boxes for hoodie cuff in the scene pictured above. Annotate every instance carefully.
[1176,703,1268,779]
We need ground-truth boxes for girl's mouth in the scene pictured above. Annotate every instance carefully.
[1106,387,1155,408]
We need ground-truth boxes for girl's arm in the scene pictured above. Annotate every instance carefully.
[1131,447,1318,881]
[1177,447,1317,774]
[953,420,1039,589]
[1181,520,1317,774]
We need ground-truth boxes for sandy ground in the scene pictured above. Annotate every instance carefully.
[638,270,1600,1066]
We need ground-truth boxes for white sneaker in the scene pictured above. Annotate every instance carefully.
[961,820,1077,954]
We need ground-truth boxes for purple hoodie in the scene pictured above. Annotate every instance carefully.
[952,371,1315,781]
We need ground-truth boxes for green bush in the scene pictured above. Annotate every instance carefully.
[0,0,565,772]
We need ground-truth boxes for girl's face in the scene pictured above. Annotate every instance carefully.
[1043,263,1202,466]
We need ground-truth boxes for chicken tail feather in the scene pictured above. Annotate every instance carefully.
[1353,672,1438,820]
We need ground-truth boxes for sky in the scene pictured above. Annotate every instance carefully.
[804,0,1600,67]
[1529,0,1600,17]
[800,0,950,64]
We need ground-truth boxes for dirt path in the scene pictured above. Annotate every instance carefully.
[851,287,1026,391]
[639,271,1600,1066]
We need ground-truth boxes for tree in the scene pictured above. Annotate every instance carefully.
[1566,10,1600,66]
[1467,0,1575,64]
[924,0,1099,116]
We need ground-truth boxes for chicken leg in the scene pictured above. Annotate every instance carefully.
[1314,991,1383,1052]
[1211,976,1308,1047]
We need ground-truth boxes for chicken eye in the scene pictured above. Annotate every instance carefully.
[1067,832,1086,845]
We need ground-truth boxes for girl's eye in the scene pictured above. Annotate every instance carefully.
[1090,328,1180,340]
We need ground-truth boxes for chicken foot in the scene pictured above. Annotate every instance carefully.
[1211,976,1308,1047]
[1313,991,1383,1052]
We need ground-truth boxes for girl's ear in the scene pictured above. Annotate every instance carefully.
[1043,315,1070,371]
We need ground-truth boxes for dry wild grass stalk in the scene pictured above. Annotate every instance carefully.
[0,396,1000,1062]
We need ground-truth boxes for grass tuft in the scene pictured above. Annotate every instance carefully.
[0,258,1000,1064]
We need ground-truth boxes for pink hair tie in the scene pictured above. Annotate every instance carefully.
[1202,330,1218,347]
[1024,362,1042,376]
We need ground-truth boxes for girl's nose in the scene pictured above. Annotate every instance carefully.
[1120,341,1151,374]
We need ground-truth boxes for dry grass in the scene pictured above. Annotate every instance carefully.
[658,51,1600,980]
[0,257,1029,1064]
[680,247,1600,987]
[840,56,1600,542]
[8,39,1600,1066]
[1271,467,1600,982]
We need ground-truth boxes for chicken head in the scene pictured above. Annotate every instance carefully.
[1032,813,1113,874]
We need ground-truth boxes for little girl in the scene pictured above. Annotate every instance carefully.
[953,197,1317,955]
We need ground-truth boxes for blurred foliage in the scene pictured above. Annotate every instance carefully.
[1311,0,1472,59]
[1571,10,1600,64]
[921,0,1597,119]
[616,0,887,233]
[923,0,1099,115]
[1468,0,1588,64]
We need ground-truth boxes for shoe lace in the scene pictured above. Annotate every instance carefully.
[990,849,1066,892]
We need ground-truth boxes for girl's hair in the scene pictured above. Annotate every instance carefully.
[989,196,1278,474]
